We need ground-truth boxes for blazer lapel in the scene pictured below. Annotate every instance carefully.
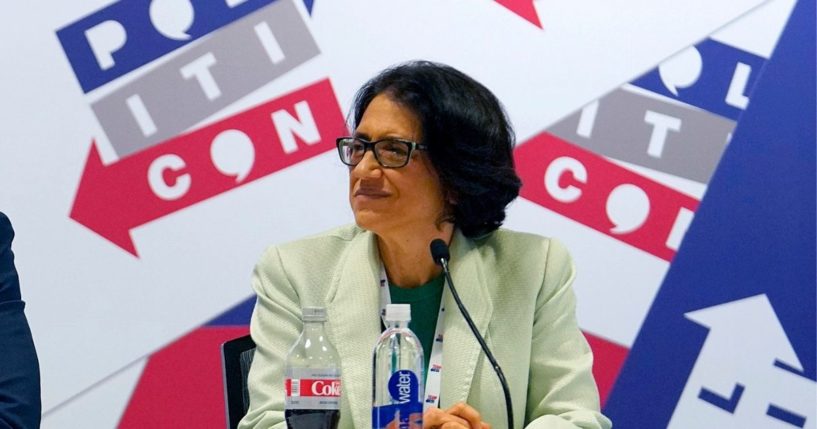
[439,230,494,406]
[325,230,381,429]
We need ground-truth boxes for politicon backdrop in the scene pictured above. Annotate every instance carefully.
[0,0,813,427]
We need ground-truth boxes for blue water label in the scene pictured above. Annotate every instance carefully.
[388,370,419,403]
[372,370,423,428]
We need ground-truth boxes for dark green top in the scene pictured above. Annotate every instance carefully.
[388,274,445,374]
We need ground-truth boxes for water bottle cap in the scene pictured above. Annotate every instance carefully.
[384,304,411,322]
[302,306,327,322]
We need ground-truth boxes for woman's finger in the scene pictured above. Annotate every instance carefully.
[445,402,484,429]
[424,406,471,429]
[439,423,469,429]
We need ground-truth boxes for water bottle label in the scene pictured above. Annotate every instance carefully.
[372,370,423,428]
[285,367,341,410]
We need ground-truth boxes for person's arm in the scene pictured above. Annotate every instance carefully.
[0,212,41,429]
[524,239,612,429]
[238,246,302,429]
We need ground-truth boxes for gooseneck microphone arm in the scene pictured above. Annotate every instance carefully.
[430,239,514,429]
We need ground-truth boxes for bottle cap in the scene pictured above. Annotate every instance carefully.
[302,306,327,322]
[385,304,411,322]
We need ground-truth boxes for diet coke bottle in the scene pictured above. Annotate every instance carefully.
[284,307,341,429]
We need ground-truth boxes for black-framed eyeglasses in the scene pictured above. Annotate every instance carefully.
[335,137,428,168]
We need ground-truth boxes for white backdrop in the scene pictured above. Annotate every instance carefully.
[0,0,803,427]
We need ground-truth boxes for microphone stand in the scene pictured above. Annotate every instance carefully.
[432,241,514,429]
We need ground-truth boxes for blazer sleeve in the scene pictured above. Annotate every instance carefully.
[524,239,612,429]
[0,212,42,429]
[238,246,301,429]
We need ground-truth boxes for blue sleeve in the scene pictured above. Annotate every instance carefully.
[0,212,42,429]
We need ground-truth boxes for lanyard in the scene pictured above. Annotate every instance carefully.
[379,265,445,411]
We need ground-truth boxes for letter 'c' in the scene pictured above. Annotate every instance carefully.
[544,157,587,203]
[148,154,191,201]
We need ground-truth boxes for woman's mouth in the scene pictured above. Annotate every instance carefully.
[354,188,390,199]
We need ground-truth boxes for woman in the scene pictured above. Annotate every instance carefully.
[240,61,611,429]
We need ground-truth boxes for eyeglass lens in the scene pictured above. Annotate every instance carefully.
[340,139,411,167]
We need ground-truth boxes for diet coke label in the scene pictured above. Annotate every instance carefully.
[285,368,341,410]
[286,379,341,398]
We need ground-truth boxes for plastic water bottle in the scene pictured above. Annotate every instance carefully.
[372,304,425,429]
[284,307,341,429]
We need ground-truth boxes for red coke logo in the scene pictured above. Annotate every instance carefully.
[286,378,341,397]
[310,380,341,397]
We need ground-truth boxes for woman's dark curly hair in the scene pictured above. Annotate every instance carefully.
[351,60,522,238]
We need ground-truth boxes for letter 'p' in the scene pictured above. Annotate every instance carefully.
[85,20,127,71]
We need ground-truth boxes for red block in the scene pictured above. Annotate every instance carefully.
[119,326,249,428]
[584,332,629,407]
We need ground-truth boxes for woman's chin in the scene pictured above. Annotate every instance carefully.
[352,211,384,232]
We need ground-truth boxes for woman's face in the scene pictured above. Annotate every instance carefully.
[349,93,448,237]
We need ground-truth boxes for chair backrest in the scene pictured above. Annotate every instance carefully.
[221,334,256,429]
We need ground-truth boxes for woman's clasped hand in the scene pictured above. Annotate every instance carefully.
[386,402,491,429]
[424,402,492,429]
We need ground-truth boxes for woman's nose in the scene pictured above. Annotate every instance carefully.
[352,150,382,177]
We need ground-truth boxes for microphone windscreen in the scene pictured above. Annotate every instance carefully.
[429,239,450,264]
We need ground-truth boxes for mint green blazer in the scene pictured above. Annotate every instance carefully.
[239,225,611,429]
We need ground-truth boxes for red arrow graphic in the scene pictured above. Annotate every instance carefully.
[70,79,346,256]
[496,0,542,29]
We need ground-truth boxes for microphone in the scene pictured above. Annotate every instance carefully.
[429,239,514,429]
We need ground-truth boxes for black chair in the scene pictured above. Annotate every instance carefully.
[221,334,256,429]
